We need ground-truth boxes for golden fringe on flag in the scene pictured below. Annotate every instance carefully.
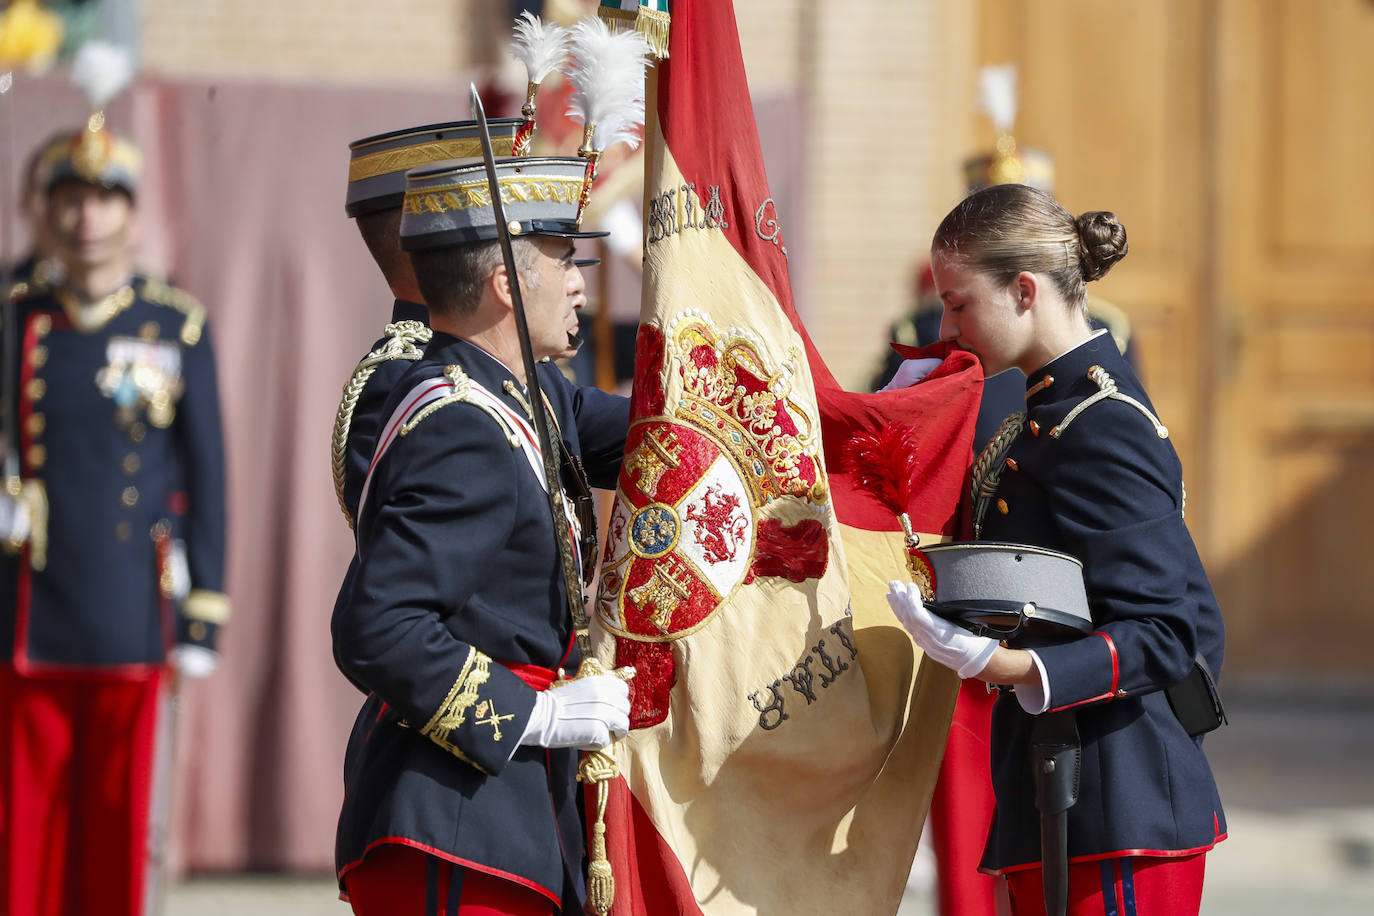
[597,0,671,60]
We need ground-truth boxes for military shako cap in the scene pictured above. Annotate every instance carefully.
[920,541,1092,643]
[400,156,609,251]
[345,119,523,218]
[40,122,141,197]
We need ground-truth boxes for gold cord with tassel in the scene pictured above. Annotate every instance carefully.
[562,655,634,916]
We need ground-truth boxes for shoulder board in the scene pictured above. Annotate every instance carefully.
[1048,365,1168,440]
[354,366,534,529]
[399,364,520,446]
[140,276,207,346]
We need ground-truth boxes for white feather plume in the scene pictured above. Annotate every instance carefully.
[977,64,1018,135]
[71,41,136,109]
[566,17,650,153]
[511,11,570,86]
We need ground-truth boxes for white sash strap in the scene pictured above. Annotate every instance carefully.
[355,372,584,581]
[356,378,454,529]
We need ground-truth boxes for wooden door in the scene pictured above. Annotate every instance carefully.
[1209,0,1374,676]
[973,0,1374,678]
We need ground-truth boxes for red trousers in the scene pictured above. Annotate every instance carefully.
[0,667,163,916]
[344,842,557,916]
[1005,854,1207,916]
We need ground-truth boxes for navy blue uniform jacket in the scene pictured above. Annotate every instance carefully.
[976,332,1226,873]
[332,333,628,911]
[1,274,227,670]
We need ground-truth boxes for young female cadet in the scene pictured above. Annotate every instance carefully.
[886,183,1226,916]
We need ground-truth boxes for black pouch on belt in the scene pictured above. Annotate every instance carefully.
[1166,653,1228,737]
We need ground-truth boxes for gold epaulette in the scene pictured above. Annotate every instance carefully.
[1049,366,1168,440]
[140,276,207,346]
[400,364,520,447]
[330,319,433,528]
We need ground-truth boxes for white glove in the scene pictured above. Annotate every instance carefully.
[519,674,631,751]
[0,488,31,548]
[879,357,943,392]
[886,580,998,679]
[170,644,220,679]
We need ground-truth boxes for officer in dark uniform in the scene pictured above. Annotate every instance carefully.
[886,184,1225,916]
[332,155,632,916]
[0,122,227,916]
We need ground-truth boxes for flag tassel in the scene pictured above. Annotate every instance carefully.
[565,655,634,916]
[580,751,617,916]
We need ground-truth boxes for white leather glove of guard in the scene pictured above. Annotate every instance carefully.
[520,674,631,751]
[879,357,944,392]
[170,644,220,679]
[886,580,998,679]
[0,488,31,547]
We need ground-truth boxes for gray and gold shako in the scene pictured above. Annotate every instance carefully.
[345,118,523,218]
[400,157,609,251]
[40,116,141,197]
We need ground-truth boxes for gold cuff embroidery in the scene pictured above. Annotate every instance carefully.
[184,589,231,624]
[421,647,495,768]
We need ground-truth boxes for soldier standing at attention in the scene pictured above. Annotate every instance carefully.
[332,155,632,915]
[0,123,228,916]
[886,183,1226,916]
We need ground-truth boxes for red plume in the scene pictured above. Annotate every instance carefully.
[841,423,922,516]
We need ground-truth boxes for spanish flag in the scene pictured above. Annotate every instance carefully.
[591,2,983,912]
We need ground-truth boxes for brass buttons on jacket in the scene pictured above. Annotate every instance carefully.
[26,414,45,436]
[25,445,45,469]
[188,621,208,642]
[122,453,141,475]
[996,498,1009,515]
[32,314,51,337]
[115,522,132,541]
[29,346,47,369]
[1004,457,1018,472]
[1029,420,1040,437]
[25,379,45,401]
[121,486,139,507]
[129,422,146,443]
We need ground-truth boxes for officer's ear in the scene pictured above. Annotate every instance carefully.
[488,262,517,313]
[1013,271,1039,313]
